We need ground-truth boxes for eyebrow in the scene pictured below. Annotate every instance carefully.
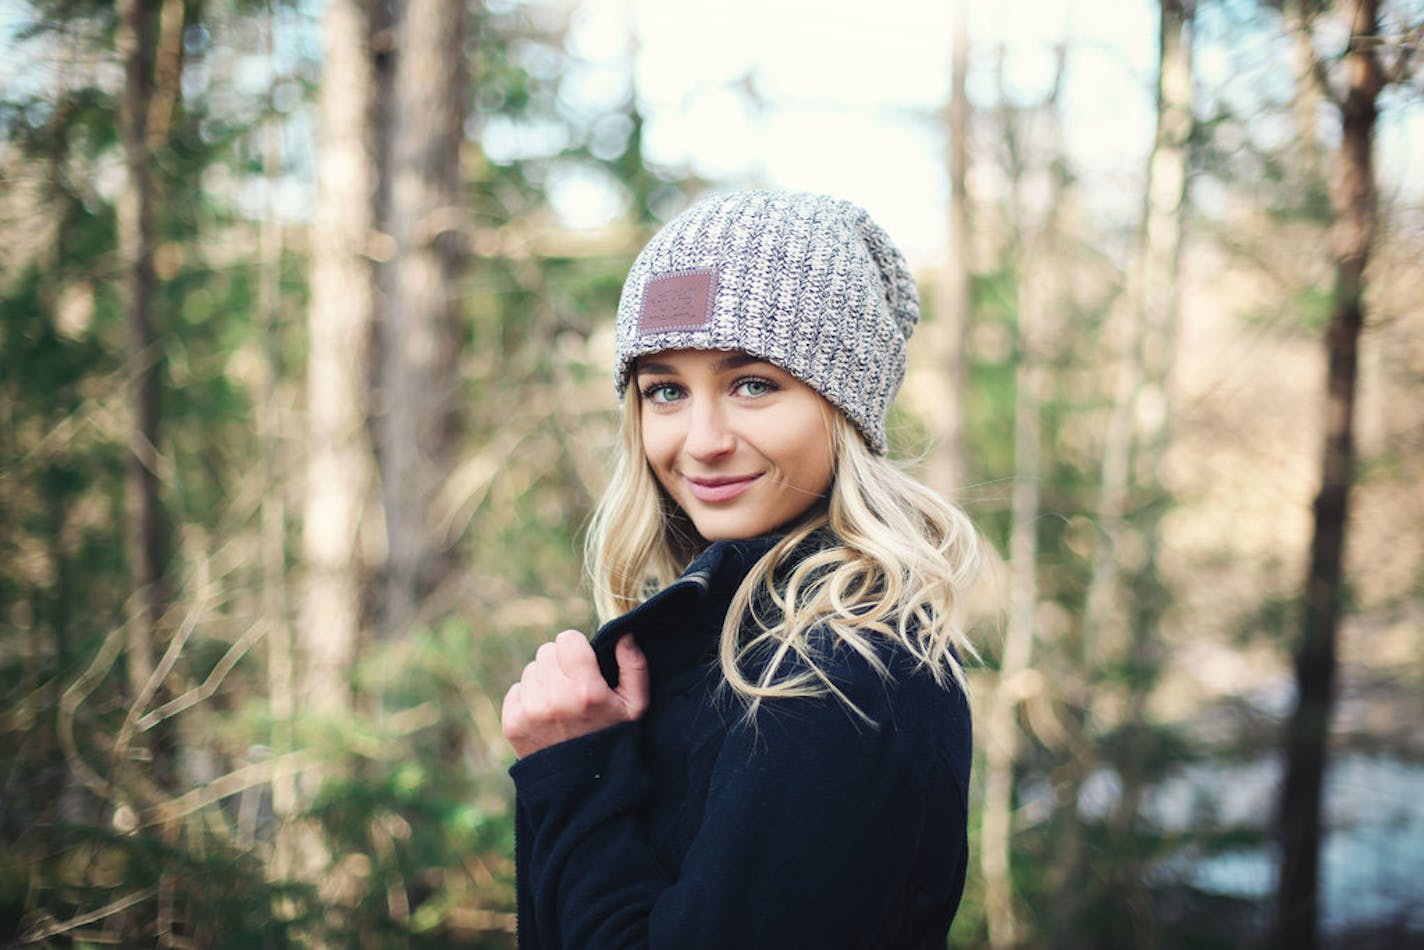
[635,353,772,376]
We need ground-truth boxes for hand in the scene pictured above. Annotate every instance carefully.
[501,630,650,759]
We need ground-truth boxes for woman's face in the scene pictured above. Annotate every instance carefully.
[636,349,835,541]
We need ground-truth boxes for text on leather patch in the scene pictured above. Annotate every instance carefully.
[639,270,718,333]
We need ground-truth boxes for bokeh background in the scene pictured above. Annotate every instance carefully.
[2,0,1421,945]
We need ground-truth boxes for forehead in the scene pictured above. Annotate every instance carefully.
[634,349,772,375]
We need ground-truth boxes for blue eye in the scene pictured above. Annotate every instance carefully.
[736,377,777,397]
[642,383,684,404]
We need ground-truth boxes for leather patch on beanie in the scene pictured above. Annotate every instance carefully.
[639,270,718,334]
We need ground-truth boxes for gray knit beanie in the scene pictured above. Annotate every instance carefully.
[614,190,920,455]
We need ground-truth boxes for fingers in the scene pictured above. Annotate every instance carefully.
[501,630,650,760]
[614,634,650,719]
[532,640,564,710]
[501,682,519,734]
[501,681,530,757]
[554,629,603,692]
[554,627,592,664]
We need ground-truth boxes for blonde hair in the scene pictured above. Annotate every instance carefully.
[587,392,980,717]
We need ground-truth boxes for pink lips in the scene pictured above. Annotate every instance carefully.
[684,474,761,503]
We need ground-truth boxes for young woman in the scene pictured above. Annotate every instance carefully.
[501,190,981,948]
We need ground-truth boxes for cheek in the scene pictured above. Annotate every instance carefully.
[792,410,836,490]
[639,411,678,471]
[773,422,834,493]
[803,440,835,493]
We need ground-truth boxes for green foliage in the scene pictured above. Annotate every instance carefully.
[963,266,1020,550]
[308,761,515,946]
[1241,281,1334,336]
[13,823,315,946]
[279,623,522,946]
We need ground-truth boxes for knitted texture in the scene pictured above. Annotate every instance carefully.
[614,190,920,454]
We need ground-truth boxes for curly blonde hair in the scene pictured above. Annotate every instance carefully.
[587,391,980,716]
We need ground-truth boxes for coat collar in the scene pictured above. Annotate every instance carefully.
[590,533,787,684]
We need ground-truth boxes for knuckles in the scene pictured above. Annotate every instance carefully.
[501,631,630,758]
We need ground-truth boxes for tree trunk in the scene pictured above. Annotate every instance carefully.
[1045,4,1193,938]
[1107,0,1195,929]
[1274,1,1381,945]
[301,0,378,748]
[980,301,1040,950]
[146,0,185,146]
[980,42,1069,949]
[256,5,296,854]
[291,0,380,906]
[932,0,971,497]
[116,0,167,709]
[1083,0,1193,720]
[115,2,186,933]
[378,0,468,639]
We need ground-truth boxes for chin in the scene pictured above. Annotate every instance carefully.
[687,510,806,542]
[690,520,764,542]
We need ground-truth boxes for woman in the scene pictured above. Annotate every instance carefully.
[502,190,980,948]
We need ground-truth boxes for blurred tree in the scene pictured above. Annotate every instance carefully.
[979,38,1071,949]
[253,0,297,881]
[113,0,189,935]
[378,0,469,640]
[300,0,379,734]
[295,0,381,907]
[1275,0,1411,945]
[116,0,172,725]
[1102,0,1196,931]
[931,0,972,498]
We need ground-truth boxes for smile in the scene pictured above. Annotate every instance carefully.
[684,474,762,504]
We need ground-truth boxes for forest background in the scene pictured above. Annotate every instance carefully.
[1,0,1421,945]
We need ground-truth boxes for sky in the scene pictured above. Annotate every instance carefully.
[547,0,1159,262]
[541,0,1421,265]
[3,0,1419,266]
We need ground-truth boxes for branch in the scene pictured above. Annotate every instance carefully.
[58,624,128,803]
[20,886,159,943]
[1382,23,1422,85]
[436,424,533,544]
[141,750,314,828]
[111,585,209,770]
[136,619,264,732]
[1292,10,1345,111]
[135,701,441,829]
[6,363,129,480]
[0,678,57,733]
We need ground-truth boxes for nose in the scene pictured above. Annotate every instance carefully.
[683,400,735,463]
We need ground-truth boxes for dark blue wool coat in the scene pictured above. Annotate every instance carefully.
[510,533,973,949]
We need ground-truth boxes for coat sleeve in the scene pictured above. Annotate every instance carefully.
[510,654,970,949]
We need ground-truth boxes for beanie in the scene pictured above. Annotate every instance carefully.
[613,190,920,455]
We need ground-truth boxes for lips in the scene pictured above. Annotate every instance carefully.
[684,473,761,504]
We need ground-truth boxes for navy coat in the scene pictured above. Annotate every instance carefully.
[510,533,973,948]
